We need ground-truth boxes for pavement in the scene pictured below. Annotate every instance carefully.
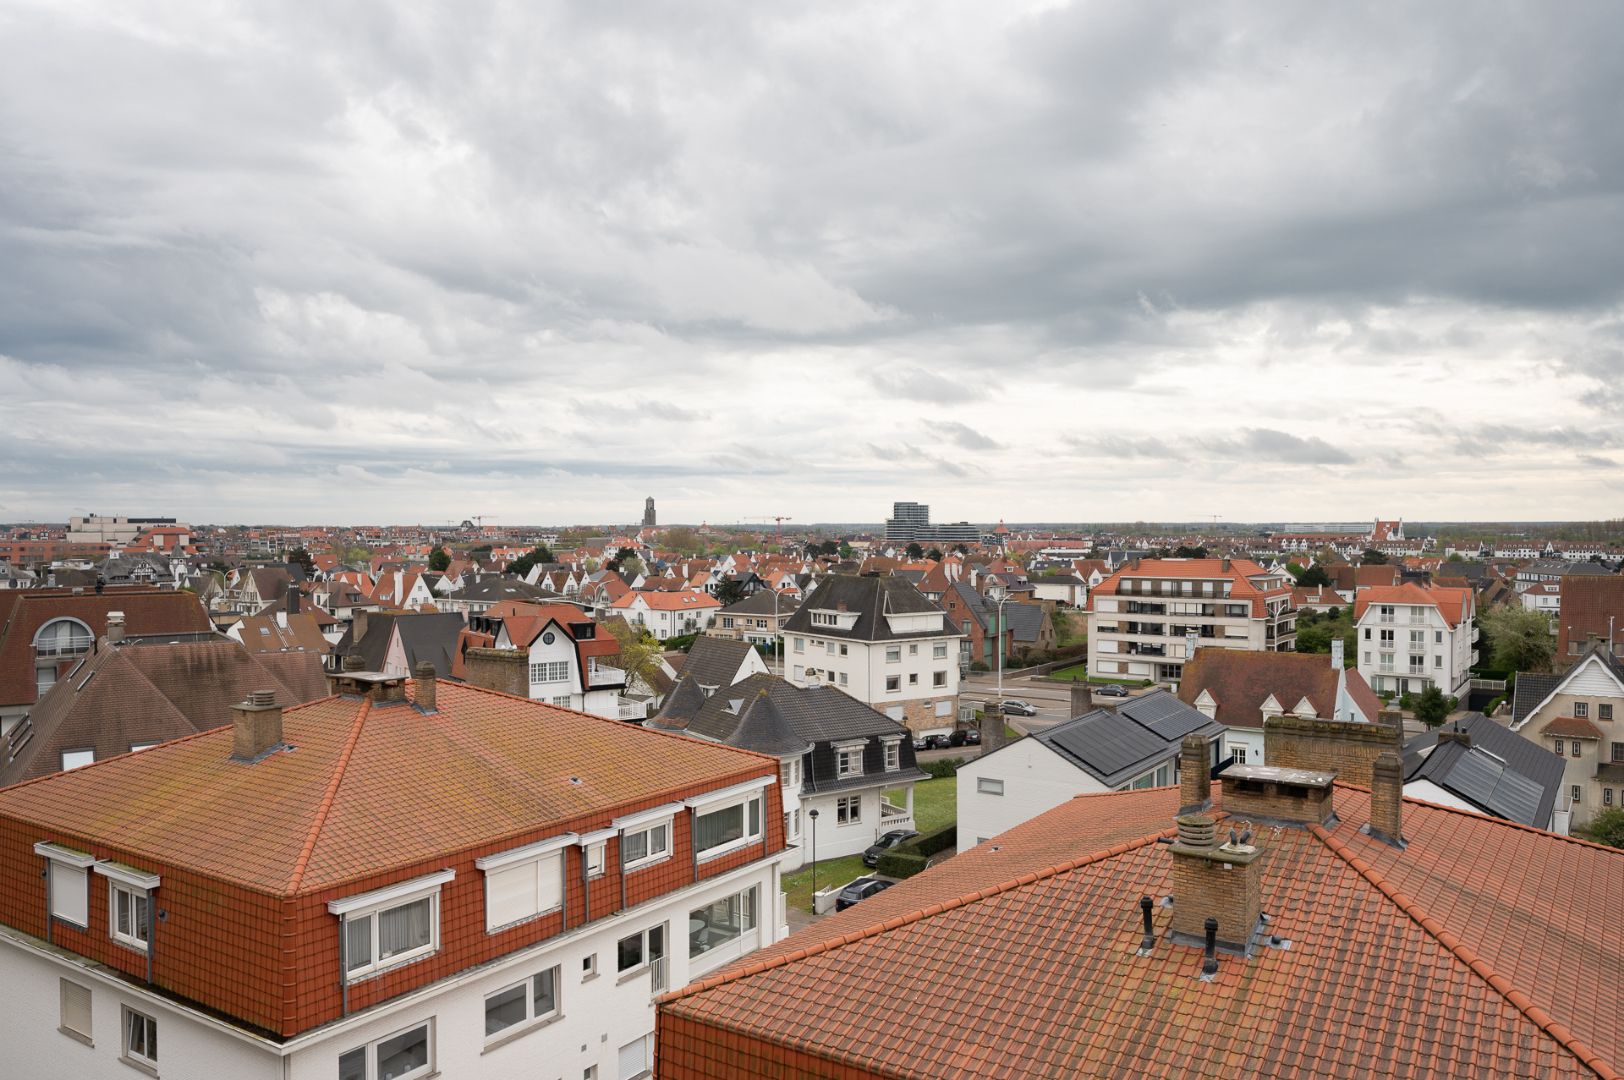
[960,671,1156,735]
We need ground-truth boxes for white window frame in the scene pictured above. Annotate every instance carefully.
[95,862,159,953]
[885,646,901,663]
[685,777,773,862]
[483,964,561,1044]
[529,660,569,684]
[60,748,95,771]
[885,675,900,693]
[476,834,573,932]
[339,1018,435,1080]
[121,1005,157,1070]
[977,777,1005,796]
[934,642,948,659]
[580,829,612,879]
[35,842,94,928]
[614,803,680,871]
[883,739,902,771]
[835,740,866,778]
[328,869,454,980]
[616,923,666,974]
[836,795,862,825]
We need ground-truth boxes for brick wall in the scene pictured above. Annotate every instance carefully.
[1168,842,1263,949]
[1263,714,1402,779]
[898,695,956,732]
[462,647,529,697]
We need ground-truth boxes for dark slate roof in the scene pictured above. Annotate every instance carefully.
[1003,603,1046,644]
[717,591,800,618]
[1402,714,1565,827]
[654,672,913,759]
[1021,689,1223,787]
[445,576,561,603]
[1511,673,1562,726]
[781,575,959,643]
[681,637,759,692]
[334,612,465,677]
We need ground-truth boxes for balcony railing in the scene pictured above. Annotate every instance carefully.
[649,955,668,994]
[618,699,647,721]
[588,664,627,687]
[879,800,914,831]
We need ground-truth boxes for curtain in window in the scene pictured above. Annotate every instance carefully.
[379,898,432,959]
[696,805,744,852]
[345,915,372,970]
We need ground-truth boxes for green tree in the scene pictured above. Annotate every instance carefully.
[1584,806,1624,849]
[1480,605,1556,673]
[1361,549,1389,565]
[953,544,970,555]
[428,546,450,572]
[286,547,315,576]
[606,546,636,572]
[926,548,944,560]
[714,578,748,607]
[905,542,924,559]
[1413,685,1453,728]
[664,527,703,554]
[605,619,663,691]
[1296,565,1332,588]
[1173,545,1208,559]
[506,545,555,578]
[838,542,853,559]
[1286,561,1306,580]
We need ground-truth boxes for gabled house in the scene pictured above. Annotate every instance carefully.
[650,673,927,869]
[1508,642,1624,828]
[709,591,800,649]
[332,611,466,678]
[611,590,721,640]
[1401,714,1566,832]
[463,604,631,719]
[1353,583,1477,696]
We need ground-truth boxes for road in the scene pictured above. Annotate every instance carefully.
[960,671,1155,734]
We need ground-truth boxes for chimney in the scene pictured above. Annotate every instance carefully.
[1178,734,1211,814]
[287,585,301,616]
[1220,558,1230,572]
[230,690,284,762]
[106,611,126,645]
[343,651,365,672]
[1220,763,1337,826]
[1070,681,1093,716]
[1330,638,1344,670]
[1364,751,1406,848]
[463,647,530,697]
[1167,813,1264,952]
[413,660,438,712]
[352,609,369,644]
[978,707,1006,753]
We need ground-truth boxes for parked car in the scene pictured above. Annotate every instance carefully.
[963,727,982,745]
[1092,684,1130,698]
[861,829,920,867]
[912,735,931,750]
[1000,699,1039,716]
[923,734,953,749]
[835,876,894,910]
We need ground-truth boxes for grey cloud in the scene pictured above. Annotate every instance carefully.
[1202,429,1357,467]
[865,368,982,404]
[939,422,1001,451]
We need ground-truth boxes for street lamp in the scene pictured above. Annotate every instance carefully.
[808,808,820,904]
[995,594,1016,707]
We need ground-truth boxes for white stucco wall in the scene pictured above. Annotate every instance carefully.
[957,739,1109,847]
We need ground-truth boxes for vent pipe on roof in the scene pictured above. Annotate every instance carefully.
[1200,918,1220,977]
[1137,895,1157,955]
[230,690,284,762]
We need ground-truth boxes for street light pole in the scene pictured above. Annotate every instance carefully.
[808,808,820,905]
[995,594,1013,706]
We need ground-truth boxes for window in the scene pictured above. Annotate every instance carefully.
[484,966,560,1039]
[839,672,848,686]
[884,741,901,771]
[909,643,919,656]
[34,618,92,659]
[721,617,734,629]
[329,870,452,979]
[826,642,836,656]
[35,843,93,927]
[836,745,864,778]
[617,924,665,973]
[122,1006,157,1069]
[582,953,598,977]
[839,643,849,656]
[1606,788,1615,807]
[1435,630,1443,644]
[61,748,94,771]
[793,636,804,653]
[1575,702,1589,718]
[811,612,837,626]
[1232,746,1248,765]
[1613,742,1624,763]
[836,795,861,824]
[619,1033,654,1080]
[1555,740,1564,756]
[907,672,919,686]
[529,660,569,683]
[694,796,762,858]
[59,979,91,1044]
[792,665,804,680]
[688,886,757,963]
[885,646,901,663]
[1571,785,1582,804]
[933,670,947,688]
[110,884,151,952]
[885,675,900,692]
[1600,704,1613,721]
[781,758,801,789]
[585,841,606,879]
[1434,655,1442,668]
[977,777,1005,796]
[478,839,566,931]
[1572,741,1583,757]
[934,642,948,659]
[130,742,158,753]
[339,1020,433,1080]
[621,822,670,869]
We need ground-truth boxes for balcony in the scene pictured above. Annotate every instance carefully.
[617,698,648,721]
[588,663,627,688]
[879,798,914,832]
[1125,602,1167,615]
[1126,643,1167,657]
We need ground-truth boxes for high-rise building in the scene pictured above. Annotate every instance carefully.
[885,501,930,542]
[643,496,657,528]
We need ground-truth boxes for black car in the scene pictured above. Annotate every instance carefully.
[835,876,894,910]
[923,733,953,749]
[861,829,920,867]
[963,727,982,745]
[1092,684,1130,698]
[1000,699,1039,716]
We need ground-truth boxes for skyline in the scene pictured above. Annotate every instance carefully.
[3,2,1623,523]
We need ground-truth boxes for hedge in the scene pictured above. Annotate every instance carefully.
[919,758,966,779]
[876,824,958,879]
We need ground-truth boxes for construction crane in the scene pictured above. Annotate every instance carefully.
[746,515,793,543]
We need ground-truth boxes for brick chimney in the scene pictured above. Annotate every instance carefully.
[978,707,1006,753]
[343,652,365,672]
[413,660,438,713]
[1070,681,1093,717]
[352,608,369,644]
[106,611,126,645]
[1167,813,1264,952]
[230,690,284,762]
[463,647,530,696]
[1364,751,1406,848]
[1178,733,1211,815]
[1220,764,1336,825]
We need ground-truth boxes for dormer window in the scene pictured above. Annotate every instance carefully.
[329,869,454,980]
[835,740,867,778]
[95,862,161,953]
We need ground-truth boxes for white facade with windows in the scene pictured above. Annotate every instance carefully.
[0,853,784,1080]
[786,624,960,732]
[1354,598,1477,697]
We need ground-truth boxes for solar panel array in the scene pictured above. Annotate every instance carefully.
[1122,693,1212,742]
[1446,748,1545,826]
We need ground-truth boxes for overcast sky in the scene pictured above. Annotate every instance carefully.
[3,2,1622,527]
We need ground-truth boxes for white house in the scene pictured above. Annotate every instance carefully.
[481,603,630,719]
[611,590,722,640]
[1352,584,1478,697]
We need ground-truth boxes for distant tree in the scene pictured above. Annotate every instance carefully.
[286,547,315,576]
[605,620,663,691]
[428,546,450,572]
[714,578,748,607]
[1585,806,1624,849]
[506,544,555,578]
[1286,561,1306,580]
[1296,565,1332,588]
[926,548,944,561]
[1413,685,1454,728]
[1480,605,1556,673]
[606,546,636,572]
[1360,549,1389,565]
[1446,552,1466,563]
[816,539,841,557]
[953,544,970,555]
[905,542,924,559]
[664,527,703,554]
[1173,545,1208,559]
[838,542,853,560]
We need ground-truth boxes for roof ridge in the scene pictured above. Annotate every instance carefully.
[1331,781,1624,854]
[286,696,370,895]
[659,825,1175,1007]
[1310,823,1619,1079]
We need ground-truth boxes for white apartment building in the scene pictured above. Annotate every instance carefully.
[1086,558,1296,685]
[1353,584,1478,696]
[780,575,964,734]
[611,590,722,640]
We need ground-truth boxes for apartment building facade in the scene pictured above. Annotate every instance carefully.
[0,670,788,1080]
[1352,584,1477,696]
[1086,558,1296,685]
[781,575,964,735]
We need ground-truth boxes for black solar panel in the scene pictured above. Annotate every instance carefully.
[1445,748,1544,827]
[1044,714,1168,778]
[1124,693,1211,741]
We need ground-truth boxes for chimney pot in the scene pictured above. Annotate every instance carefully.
[1365,751,1406,848]
[230,690,284,762]
[343,652,365,672]
[106,611,126,645]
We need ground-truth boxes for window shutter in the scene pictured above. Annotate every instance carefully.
[536,853,562,914]
[60,980,91,1037]
[51,864,88,926]
[486,863,540,930]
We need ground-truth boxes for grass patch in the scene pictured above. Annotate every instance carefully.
[887,776,956,834]
[781,855,868,913]
[1050,663,1148,686]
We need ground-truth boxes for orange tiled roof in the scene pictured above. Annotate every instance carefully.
[1091,558,1288,618]
[0,682,771,894]
[1354,584,1474,627]
[659,785,1623,1079]
[614,590,721,611]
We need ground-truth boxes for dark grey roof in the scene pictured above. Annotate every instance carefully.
[445,576,561,603]
[335,612,464,678]
[1402,714,1564,827]
[681,637,759,692]
[1026,689,1223,787]
[657,672,910,756]
[781,575,960,643]
[1003,603,1046,644]
[716,591,800,618]
[1511,673,1562,725]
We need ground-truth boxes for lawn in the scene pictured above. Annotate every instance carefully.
[1050,662,1147,686]
[781,778,959,912]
